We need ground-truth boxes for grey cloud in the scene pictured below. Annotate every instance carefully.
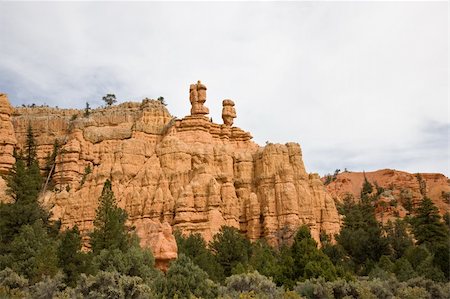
[0,1,447,176]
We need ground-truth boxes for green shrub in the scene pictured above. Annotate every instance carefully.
[92,245,156,281]
[294,278,332,299]
[75,271,154,299]
[222,271,280,299]
[154,254,218,299]
[29,272,66,299]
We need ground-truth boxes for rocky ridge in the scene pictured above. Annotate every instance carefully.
[324,169,450,223]
[0,82,341,269]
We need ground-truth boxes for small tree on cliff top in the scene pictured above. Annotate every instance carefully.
[102,94,116,106]
[90,179,128,253]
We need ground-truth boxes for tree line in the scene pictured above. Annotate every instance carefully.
[0,125,449,298]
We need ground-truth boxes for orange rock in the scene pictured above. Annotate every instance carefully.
[325,169,450,223]
[0,94,16,175]
[222,99,236,126]
[3,82,342,269]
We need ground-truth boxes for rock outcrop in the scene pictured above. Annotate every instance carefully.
[222,100,236,126]
[325,169,450,223]
[2,82,341,268]
[0,94,16,175]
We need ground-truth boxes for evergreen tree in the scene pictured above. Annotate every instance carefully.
[209,226,252,278]
[290,225,337,281]
[411,197,449,247]
[0,220,58,283]
[175,231,223,282]
[25,123,37,167]
[248,240,280,281]
[336,190,389,274]
[411,197,450,279]
[385,219,413,259]
[272,245,295,288]
[90,179,128,253]
[102,94,116,106]
[84,102,91,117]
[361,174,373,201]
[57,226,88,286]
[1,129,47,246]
[155,254,218,299]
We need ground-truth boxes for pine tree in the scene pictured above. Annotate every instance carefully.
[290,225,337,281]
[102,94,116,106]
[58,226,88,286]
[175,231,223,282]
[90,179,128,253]
[25,123,37,167]
[209,226,252,278]
[411,197,448,246]
[385,219,413,259]
[1,128,46,246]
[336,187,389,274]
[411,197,450,279]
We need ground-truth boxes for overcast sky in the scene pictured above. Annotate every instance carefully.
[0,1,448,176]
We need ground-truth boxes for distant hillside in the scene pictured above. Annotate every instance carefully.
[324,169,450,223]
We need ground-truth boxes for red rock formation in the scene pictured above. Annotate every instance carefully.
[325,169,450,223]
[3,81,341,268]
[0,94,16,174]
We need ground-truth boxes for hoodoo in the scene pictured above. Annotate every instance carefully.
[0,82,341,269]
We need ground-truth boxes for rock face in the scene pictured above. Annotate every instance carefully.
[0,94,16,175]
[222,99,236,126]
[2,82,341,268]
[325,169,450,223]
[0,94,17,203]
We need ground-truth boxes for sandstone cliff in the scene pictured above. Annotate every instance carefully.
[1,82,341,268]
[325,169,450,223]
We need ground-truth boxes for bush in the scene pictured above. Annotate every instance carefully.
[75,271,154,299]
[396,285,429,299]
[154,254,218,299]
[222,271,280,299]
[0,268,29,298]
[92,245,156,281]
[294,277,332,299]
[29,272,66,299]
[405,277,450,299]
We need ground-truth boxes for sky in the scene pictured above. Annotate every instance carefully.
[0,1,448,176]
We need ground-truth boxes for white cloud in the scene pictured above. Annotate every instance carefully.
[0,1,448,176]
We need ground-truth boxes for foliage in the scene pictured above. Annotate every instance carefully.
[102,94,117,106]
[0,221,59,283]
[410,196,450,279]
[84,102,91,117]
[175,230,224,282]
[221,271,279,299]
[57,226,90,286]
[154,254,218,299]
[411,197,449,247]
[384,219,413,259]
[90,179,129,253]
[92,244,156,281]
[1,126,51,247]
[28,272,66,299]
[75,271,154,299]
[43,139,60,190]
[248,240,280,281]
[80,164,92,187]
[210,226,252,278]
[157,96,167,106]
[336,195,388,274]
[0,268,29,298]
[291,226,337,281]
